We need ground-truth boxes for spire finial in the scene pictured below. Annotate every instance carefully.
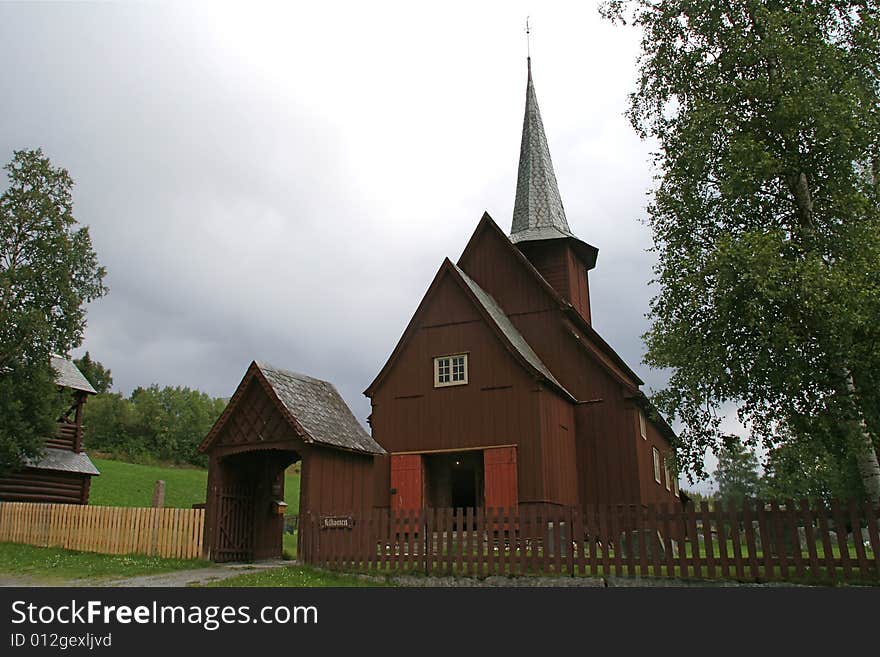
[526,16,531,63]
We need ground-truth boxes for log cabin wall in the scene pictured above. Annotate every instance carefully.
[0,386,95,505]
[0,470,90,505]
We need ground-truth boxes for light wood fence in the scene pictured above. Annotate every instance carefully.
[0,502,205,559]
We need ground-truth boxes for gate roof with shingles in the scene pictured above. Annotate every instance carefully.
[199,361,385,455]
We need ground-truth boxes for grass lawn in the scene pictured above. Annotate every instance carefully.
[207,564,391,587]
[89,458,300,511]
[0,543,209,582]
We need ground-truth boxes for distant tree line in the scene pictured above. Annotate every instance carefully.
[704,437,866,508]
[75,354,225,467]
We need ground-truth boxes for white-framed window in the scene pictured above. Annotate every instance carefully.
[673,475,680,497]
[639,409,647,440]
[664,458,672,491]
[434,353,468,387]
[652,447,662,485]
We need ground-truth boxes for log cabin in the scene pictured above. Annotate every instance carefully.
[365,59,681,516]
[0,356,99,504]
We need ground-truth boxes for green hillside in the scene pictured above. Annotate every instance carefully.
[88,458,301,512]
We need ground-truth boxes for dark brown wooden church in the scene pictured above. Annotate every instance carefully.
[365,59,680,516]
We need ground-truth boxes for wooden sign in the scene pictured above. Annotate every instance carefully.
[320,515,354,530]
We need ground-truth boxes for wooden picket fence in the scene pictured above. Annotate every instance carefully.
[300,500,880,584]
[0,502,205,559]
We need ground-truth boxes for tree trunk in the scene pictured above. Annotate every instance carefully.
[847,373,880,510]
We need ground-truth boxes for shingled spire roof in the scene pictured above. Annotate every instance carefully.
[509,58,599,270]
[511,58,575,243]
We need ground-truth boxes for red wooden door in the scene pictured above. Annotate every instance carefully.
[484,446,518,511]
[390,454,423,511]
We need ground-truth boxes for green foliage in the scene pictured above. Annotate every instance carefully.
[0,362,62,473]
[0,543,208,582]
[760,438,864,503]
[88,457,301,511]
[73,351,112,393]
[0,148,106,473]
[714,438,761,507]
[83,386,227,467]
[602,1,880,489]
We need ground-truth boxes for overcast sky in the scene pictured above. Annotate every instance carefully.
[1,2,728,489]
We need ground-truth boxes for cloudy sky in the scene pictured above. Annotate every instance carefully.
[1,2,726,488]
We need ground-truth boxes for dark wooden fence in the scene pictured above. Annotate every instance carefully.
[299,501,880,584]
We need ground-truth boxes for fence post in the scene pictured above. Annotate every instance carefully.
[152,480,166,508]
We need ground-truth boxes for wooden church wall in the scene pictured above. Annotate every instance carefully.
[458,224,657,508]
[537,388,579,507]
[368,272,557,508]
[635,410,680,506]
[300,446,374,515]
[508,308,648,506]
[457,224,558,317]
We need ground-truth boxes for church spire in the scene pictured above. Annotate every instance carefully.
[510,58,573,242]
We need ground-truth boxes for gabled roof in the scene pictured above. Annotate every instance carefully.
[51,355,97,394]
[364,258,575,402]
[459,213,644,389]
[201,361,384,455]
[24,448,100,476]
[453,264,572,399]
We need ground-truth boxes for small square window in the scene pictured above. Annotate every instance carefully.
[639,410,647,440]
[652,447,662,485]
[434,353,468,387]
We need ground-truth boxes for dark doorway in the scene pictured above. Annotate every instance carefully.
[451,461,477,509]
[425,450,484,510]
[210,449,299,562]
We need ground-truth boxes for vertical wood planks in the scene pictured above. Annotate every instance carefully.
[0,503,205,560]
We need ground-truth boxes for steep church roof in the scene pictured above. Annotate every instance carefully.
[453,264,572,399]
[510,59,598,269]
[511,58,574,242]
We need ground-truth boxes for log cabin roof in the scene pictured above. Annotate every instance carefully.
[255,362,385,455]
[50,355,97,394]
[453,264,573,400]
[23,447,100,476]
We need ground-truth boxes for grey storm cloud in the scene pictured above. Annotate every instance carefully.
[1,2,677,442]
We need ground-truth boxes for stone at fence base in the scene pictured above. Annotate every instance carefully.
[618,529,666,560]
